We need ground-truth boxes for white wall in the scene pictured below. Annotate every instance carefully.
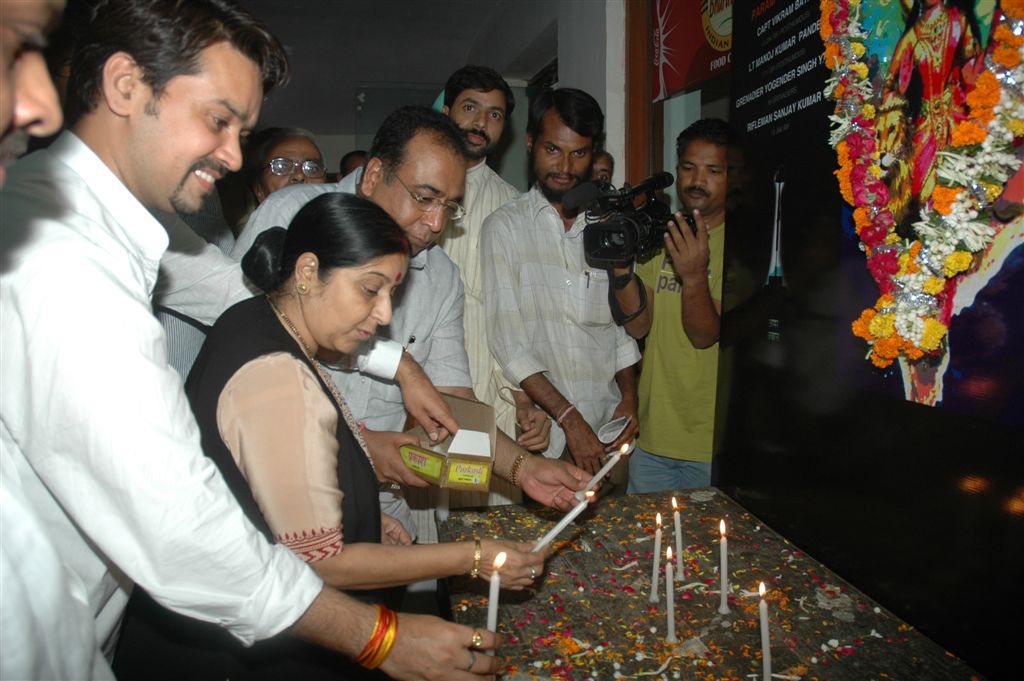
[468,0,626,187]
[661,90,702,211]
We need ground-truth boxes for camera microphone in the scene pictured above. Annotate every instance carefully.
[628,172,674,195]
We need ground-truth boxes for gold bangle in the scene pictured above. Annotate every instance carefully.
[365,609,399,669]
[469,537,482,578]
[509,451,528,488]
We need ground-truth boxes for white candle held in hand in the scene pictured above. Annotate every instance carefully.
[576,443,629,500]
[532,491,595,553]
[649,513,662,603]
[666,547,677,642]
[759,582,771,680]
[718,519,730,614]
[672,496,684,581]
[485,552,507,635]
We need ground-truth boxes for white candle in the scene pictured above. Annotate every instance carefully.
[485,552,506,634]
[575,443,629,500]
[718,519,730,614]
[649,513,662,603]
[532,491,595,552]
[759,582,771,680]
[672,496,684,581]
[665,547,677,642]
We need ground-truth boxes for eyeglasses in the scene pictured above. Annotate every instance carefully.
[265,157,326,179]
[393,174,465,221]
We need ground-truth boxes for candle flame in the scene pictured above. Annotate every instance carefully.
[494,551,507,569]
[672,496,678,510]
[759,582,766,597]
[656,512,662,527]
[619,443,630,454]
[666,546,673,560]
[719,519,727,536]
[585,490,595,500]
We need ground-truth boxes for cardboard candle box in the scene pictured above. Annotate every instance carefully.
[399,394,495,491]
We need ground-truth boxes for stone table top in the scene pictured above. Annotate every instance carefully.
[438,489,983,681]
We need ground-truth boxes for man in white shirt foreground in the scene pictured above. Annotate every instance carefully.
[0,0,499,678]
[0,2,109,679]
[481,88,641,482]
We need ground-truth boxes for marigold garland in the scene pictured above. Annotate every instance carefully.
[822,1,1024,369]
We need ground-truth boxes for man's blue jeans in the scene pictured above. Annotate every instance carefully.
[627,444,712,494]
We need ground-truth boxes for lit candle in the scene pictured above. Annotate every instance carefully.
[759,582,771,680]
[485,551,507,634]
[649,512,662,603]
[672,496,684,581]
[718,519,730,614]
[531,491,595,553]
[665,547,677,642]
[575,443,629,500]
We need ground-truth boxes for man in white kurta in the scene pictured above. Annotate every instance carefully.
[435,66,537,510]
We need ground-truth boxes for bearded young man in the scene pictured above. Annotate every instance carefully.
[481,88,640,486]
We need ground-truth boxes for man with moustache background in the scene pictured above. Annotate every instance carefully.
[481,88,639,484]
[610,118,729,492]
[433,65,549,516]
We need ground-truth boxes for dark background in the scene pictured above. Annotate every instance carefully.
[717,3,1024,680]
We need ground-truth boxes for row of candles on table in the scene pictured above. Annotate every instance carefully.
[482,445,773,679]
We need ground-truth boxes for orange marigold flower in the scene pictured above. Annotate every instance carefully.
[994,44,1021,69]
[851,309,875,340]
[972,107,995,127]
[835,165,853,204]
[876,294,895,309]
[1005,0,1024,19]
[853,206,871,234]
[824,42,841,68]
[820,1,834,39]
[951,120,987,147]
[870,352,894,368]
[968,71,1001,109]
[931,185,960,215]
[903,345,925,361]
[995,23,1024,48]
[873,336,902,359]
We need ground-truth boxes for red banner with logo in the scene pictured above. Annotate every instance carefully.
[653,0,733,101]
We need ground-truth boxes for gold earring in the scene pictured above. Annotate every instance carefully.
[297,283,308,294]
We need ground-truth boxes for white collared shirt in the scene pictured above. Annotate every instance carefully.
[0,132,322,662]
[481,185,641,457]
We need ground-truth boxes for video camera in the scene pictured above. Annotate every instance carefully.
[569,172,695,265]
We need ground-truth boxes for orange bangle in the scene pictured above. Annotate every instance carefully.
[364,610,398,669]
[356,605,394,667]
